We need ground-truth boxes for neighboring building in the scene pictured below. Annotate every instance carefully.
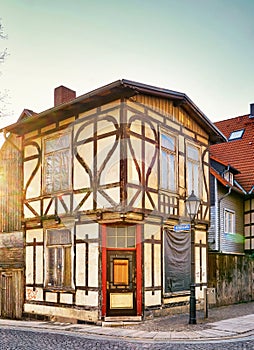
[209,106,254,305]
[0,131,23,318]
[1,80,225,323]
[210,106,254,255]
[209,155,244,254]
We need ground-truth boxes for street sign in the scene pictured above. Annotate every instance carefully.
[173,224,191,232]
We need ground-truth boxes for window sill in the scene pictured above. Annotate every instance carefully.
[163,291,190,298]
[44,287,75,293]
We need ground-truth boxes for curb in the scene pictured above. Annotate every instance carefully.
[0,318,253,342]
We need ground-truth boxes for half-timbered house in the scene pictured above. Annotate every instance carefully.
[1,80,225,323]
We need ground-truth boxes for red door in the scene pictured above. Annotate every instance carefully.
[101,224,142,318]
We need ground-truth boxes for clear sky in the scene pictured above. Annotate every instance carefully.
[1,0,254,128]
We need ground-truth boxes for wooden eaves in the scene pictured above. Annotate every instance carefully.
[0,79,227,144]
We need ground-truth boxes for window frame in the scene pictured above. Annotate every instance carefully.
[160,131,177,192]
[186,142,201,197]
[43,131,72,195]
[44,227,74,290]
[224,171,234,185]
[228,129,244,141]
[224,208,235,234]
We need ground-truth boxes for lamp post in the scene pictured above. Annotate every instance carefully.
[185,190,201,325]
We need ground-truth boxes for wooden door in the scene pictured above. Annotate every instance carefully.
[1,272,13,318]
[106,250,136,316]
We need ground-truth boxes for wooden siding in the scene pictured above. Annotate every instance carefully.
[134,95,208,139]
[0,269,24,319]
[0,135,22,232]
[218,185,244,254]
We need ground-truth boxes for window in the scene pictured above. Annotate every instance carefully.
[224,171,234,185]
[187,144,200,196]
[224,209,235,234]
[228,129,244,141]
[43,133,71,194]
[113,259,129,286]
[161,133,176,191]
[45,229,72,288]
[106,226,136,248]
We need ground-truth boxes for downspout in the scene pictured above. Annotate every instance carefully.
[214,177,219,250]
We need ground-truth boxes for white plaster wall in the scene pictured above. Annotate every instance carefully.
[26,246,33,284]
[76,290,98,307]
[26,229,43,243]
[45,292,57,303]
[76,243,86,286]
[144,291,161,307]
[36,246,43,284]
[60,293,73,304]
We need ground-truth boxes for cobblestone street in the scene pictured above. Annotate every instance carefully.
[0,302,253,349]
[0,327,253,350]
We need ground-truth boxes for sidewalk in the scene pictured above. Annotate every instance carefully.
[0,302,253,342]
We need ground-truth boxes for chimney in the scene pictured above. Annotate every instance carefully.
[250,103,254,118]
[54,86,76,107]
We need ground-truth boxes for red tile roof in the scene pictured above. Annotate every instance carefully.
[210,114,254,193]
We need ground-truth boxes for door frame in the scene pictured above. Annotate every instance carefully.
[101,224,142,318]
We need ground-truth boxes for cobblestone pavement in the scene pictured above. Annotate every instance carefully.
[122,301,254,332]
[0,302,253,349]
[0,327,253,349]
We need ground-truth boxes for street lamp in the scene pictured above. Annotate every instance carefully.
[185,190,201,324]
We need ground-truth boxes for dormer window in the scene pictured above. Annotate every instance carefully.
[228,129,244,141]
[224,171,234,185]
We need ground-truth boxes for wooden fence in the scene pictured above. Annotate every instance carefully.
[208,253,254,306]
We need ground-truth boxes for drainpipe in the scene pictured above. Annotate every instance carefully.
[214,177,219,251]
[248,185,254,195]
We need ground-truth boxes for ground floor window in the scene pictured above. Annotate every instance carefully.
[45,228,73,288]
[164,229,191,293]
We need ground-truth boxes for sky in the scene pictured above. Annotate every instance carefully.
[1,0,254,128]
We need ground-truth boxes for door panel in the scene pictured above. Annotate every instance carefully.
[107,251,136,316]
[1,273,13,318]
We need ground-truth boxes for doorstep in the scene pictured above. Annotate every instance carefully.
[102,315,142,327]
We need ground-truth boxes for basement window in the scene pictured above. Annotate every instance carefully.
[228,129,244,141]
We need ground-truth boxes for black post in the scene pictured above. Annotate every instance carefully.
[189,220,196,324]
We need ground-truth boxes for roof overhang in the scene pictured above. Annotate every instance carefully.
[1,79,227,144]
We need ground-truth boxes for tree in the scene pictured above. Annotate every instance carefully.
[0,20,8,117]
[0,20,7,63]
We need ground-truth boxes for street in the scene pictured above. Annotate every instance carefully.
[0,327,253,350]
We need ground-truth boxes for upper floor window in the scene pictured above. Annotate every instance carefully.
[106,225,136,248]
[228,129,244,141]
[187,144,200,196]
[224,209,235,234]
[161,133,176,192]
[224,171,234,185]
[43,133,71,194]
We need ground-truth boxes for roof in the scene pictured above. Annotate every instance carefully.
[210,167,231,187]
[1,79,226,144]
[210,156,244,195]
[210,155,240,175]
[210,114,254,193]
